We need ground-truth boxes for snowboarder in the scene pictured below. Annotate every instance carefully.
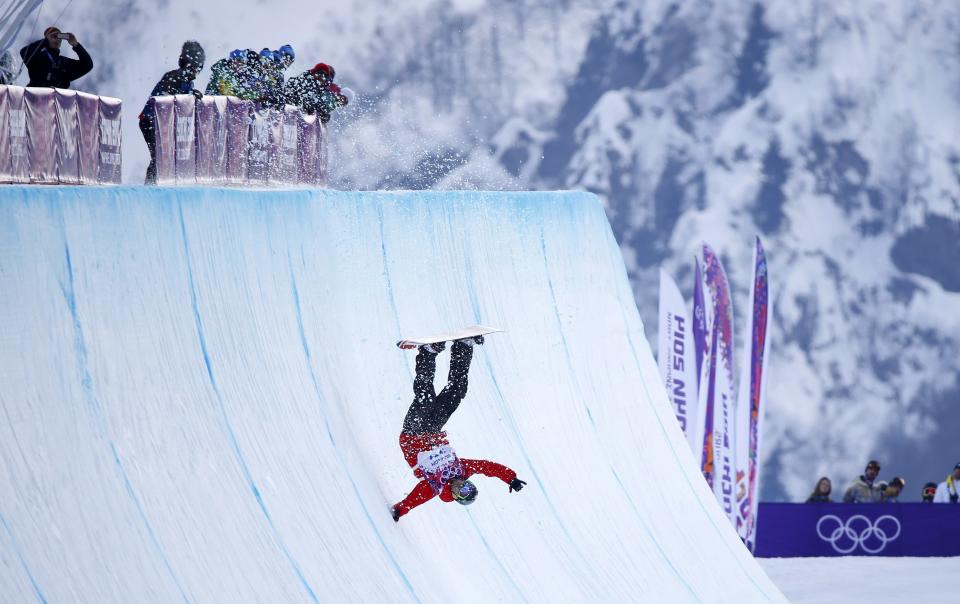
[138,40,205,184]
[391,337,526,521]
[283,63,348,123]
[205,49,245,96]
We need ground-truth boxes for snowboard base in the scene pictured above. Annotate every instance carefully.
[397,325,502,350]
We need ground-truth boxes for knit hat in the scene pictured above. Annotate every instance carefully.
[278,44,295,59]
[310,63,335,79]
[179,41,205,70]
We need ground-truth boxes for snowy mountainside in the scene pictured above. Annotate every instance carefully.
[9,0,959,501]
[536,0,960,500]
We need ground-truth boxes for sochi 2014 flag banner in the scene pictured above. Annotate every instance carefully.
[735,237,770,550]
[693,258,714,488]
[702,244,738,528]
[692,260,708,391]
[697,314,718,490]
[658,269,699,455]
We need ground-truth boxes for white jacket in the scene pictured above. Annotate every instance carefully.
[933,476,959,503]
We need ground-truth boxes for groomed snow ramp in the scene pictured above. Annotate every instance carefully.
[0,187,786,603]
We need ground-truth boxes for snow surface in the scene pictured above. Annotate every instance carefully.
[760,557,960,604]
[5,0,958,503]
[0,187,785,602]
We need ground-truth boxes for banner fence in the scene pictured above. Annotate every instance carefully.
[756,503,960,558]
[0,85,121,185]
[147,94,329,187]
[0,86,329,186]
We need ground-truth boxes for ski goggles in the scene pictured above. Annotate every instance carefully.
[451,482,476,503]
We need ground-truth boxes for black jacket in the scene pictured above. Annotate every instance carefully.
[19,39,93,89]
[141,68,200,116]
[283,72,346,123]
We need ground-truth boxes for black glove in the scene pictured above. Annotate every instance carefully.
[192,89,203,100]
[509,478,526,493]
[391,506,401,522]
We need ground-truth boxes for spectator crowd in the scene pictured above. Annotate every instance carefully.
[142,41,348,184]
[805,459,960,504]
[3,27,350,184]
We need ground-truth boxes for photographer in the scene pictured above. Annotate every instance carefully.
[19,26,93,89]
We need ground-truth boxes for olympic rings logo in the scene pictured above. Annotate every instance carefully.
[815,514,901,554]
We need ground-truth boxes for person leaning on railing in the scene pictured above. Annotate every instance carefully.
[282,62,347,124]
[806,476,833,503]
[879,476,905,503]
[933,462,960,503]
[138,41,205,185]
[19,26,93,89]
[842,459,884,503]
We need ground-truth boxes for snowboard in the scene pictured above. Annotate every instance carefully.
[396,325,503,350]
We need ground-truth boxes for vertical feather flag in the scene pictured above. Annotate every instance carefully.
[702,244,737,527]
[735,237,770,550]
[658,270,700,455]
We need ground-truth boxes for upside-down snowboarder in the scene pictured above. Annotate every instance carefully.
[391,336,526,521]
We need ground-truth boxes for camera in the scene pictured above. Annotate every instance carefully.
[55,33,70,40]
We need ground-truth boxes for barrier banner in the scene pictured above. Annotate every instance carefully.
[702,244,737,528]
[755,503,960,558]
[173,94,196,183]
[658,269,699,455]
[98,96,122,184]
[24,87,56,183]
[735,236,770,550]
[270,106,298,184]
[53,90,80,184]
[247,107,272,184]
[76,92,100,184]
[317,121,328,187]
[149,96,176,185]
[196,96,227,184]
[226,97,251,182]
[3,86,29,183]
[297,112,319,184]
[0,86,9,181]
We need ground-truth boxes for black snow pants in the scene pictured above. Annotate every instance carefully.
[139,114,157,185]
[401,341,474,435]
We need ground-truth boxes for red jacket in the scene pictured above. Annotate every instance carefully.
[394,432,516,519]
